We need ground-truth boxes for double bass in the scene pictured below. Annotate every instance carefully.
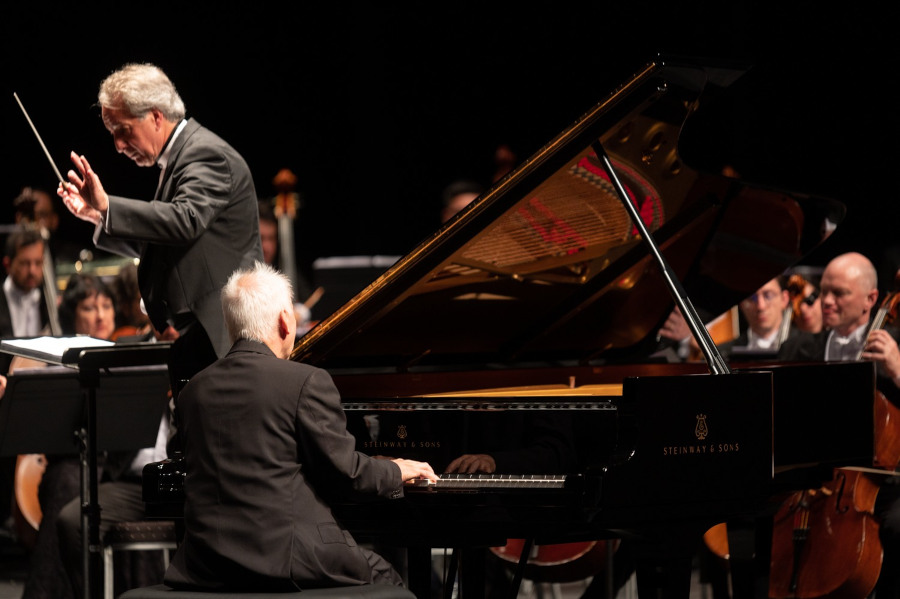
[769,279,900,599]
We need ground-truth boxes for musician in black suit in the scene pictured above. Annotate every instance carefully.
[779,252,900,372]
[0,228,50,539]
[718,276,815,362]
[57,62,262,396]
[0,228,50,343]
[164,262,436,591]
[791,252,900,598]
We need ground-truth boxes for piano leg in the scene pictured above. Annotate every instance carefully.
[726,515,772,599]
[412,546,487,599]
[629,528,701,599]
[459,547,486,599]
[407,546,433,599]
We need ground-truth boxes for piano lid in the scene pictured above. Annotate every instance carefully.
[291,58,843,373]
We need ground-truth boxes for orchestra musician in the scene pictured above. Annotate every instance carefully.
[783,252,900,598]
[719,276,812,361]
[656,276,810,364]
[164,262,436,592]
[0,228,51,538]
[0,229,50,349]
[785,270,823,334]
[56,62,262,403]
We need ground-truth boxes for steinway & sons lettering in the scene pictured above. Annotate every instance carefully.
[662,442,740,456]
[363,440,441,449]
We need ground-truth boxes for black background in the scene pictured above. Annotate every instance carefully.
[2,3,897,283]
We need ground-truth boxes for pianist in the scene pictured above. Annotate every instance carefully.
[164,262,437,592]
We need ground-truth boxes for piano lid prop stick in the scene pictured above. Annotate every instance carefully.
[591,140,730,375]
[13,92,66,185]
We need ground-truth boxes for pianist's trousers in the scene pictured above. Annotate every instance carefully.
[57,481,162,599]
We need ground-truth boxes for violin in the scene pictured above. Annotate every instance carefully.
[769,275,900,599]
[110,324,151,341]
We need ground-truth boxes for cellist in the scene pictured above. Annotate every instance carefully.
[775,251,900,598]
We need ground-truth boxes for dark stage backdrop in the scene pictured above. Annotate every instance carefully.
[2,4,897,284]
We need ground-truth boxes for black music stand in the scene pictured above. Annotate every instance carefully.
[0,340,171,599]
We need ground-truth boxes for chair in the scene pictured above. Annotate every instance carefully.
[103,520,179,599]
[119,583,418,599]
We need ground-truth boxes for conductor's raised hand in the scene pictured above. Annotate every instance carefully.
[57,151,109,225]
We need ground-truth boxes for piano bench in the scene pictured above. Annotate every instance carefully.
[119,584,417,599]
[104,521,179,599]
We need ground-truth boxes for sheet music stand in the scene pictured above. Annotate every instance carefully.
[0,341,171,599]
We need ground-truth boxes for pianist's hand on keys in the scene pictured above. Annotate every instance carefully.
[390,458,438,483]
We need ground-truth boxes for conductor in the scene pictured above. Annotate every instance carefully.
[56,62,262,390]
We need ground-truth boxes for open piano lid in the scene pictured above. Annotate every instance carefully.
[292,58,842,373]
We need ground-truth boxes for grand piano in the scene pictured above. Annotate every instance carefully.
[145,57,876,598]
[287,56,876,597]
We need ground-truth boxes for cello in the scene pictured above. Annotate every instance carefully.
[768,278,900,599]
[490,538,618,585]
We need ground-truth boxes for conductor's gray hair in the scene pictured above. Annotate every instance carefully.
[221,262,294,345]
[98,63,186,121]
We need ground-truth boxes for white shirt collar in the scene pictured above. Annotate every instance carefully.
[157,119,187,173]
[4,276,42,337]
[746,328,779,350]
[4,276,40,304]
[826,325,867,361]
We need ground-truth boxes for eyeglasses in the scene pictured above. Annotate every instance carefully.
[800,289,819,306]
[743,290,780,304]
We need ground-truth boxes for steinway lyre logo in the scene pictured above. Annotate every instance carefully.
[396,425,408,440]
[695,414,709,440]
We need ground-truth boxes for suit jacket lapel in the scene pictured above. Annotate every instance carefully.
[154,118,199,203]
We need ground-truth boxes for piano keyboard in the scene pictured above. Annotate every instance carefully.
[406,473,568,491]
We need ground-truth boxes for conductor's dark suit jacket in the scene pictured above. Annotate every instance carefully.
[94,118,262,358]
[165,339,404,591]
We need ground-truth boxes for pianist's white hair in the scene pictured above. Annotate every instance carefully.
[221,262,294,345]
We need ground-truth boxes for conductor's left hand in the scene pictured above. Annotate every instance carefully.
[57,151,109,225]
